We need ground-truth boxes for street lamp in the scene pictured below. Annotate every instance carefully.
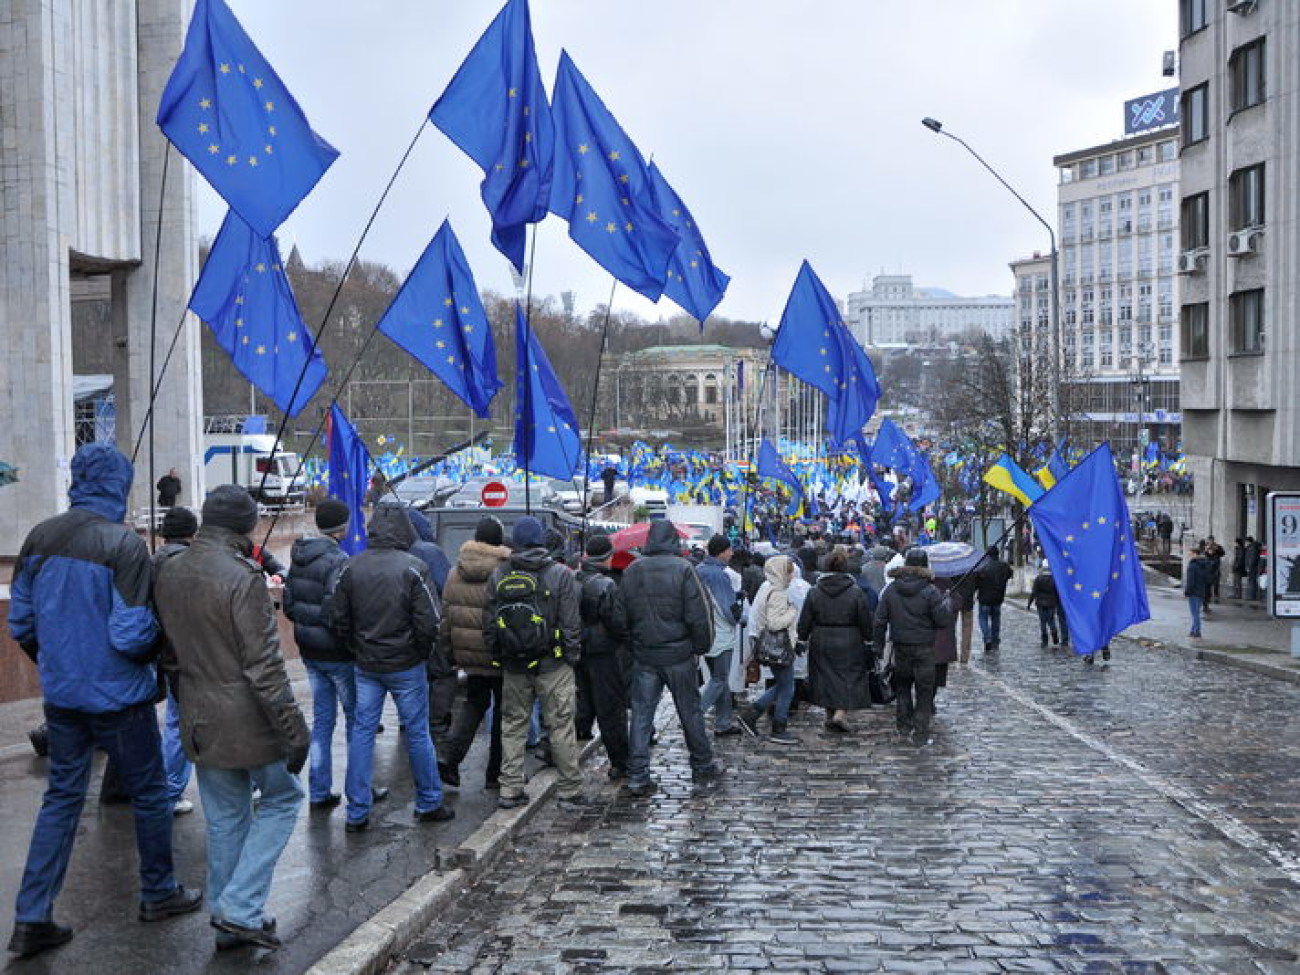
[921,117,1063,443]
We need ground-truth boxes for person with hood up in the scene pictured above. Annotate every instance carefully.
[738,554,802,745]
[405,506,456,749]
[483,516,586,811]
[798,549,874,733]
[873,547,954,747]
[619,519,721,794]
[435,516,512,791]
[1026,559,1062,648]
[8,444,202,959]
[327,504,451,831]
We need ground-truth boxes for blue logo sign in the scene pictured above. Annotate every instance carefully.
[1124,89,1180,135]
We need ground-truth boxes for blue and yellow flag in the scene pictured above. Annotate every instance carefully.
[1035,440,1073,489]
[189,211,327,417]
[327,405,370,556]
[1030,443,1150,655]
[375,220,502,419]
[646,162,729,324]
[514,305,582,480]
[429,0,553,272]
[983,453,1045,506]
[157,0,339,237]
[548,52,680,300]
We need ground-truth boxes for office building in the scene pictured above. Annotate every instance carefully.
[846,274,1013,347]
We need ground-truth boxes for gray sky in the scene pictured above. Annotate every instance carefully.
[198,1,1178,325]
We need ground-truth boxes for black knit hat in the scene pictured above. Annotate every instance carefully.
[202,485,259,535]
[707,533,731,558]
[315,499,350,534]
[904,547,929,568]
[160,506,198,541]
[585,533,614,559]
[475,515,505,546]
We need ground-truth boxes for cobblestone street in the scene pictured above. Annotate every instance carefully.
[394,608,1300,974]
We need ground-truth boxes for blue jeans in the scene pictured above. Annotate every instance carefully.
[1187,595,1203,636]
[978,603,1003,644]
[304,659,356,803]
[347,664,442,822]
[751,662,795,726]
[162,692,192,805]
[16,702,177,922]
[195,761,303,929]
[627,658,714,786]
[699,649,734,730]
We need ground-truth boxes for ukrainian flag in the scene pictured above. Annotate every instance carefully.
[983,453,1045,506]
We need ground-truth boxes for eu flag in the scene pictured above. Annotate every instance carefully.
[375,221,503,419]
[757,439,803,517]
[514,305,582,480]
[429,0,553,273]
[156,0,339,238]
[328,405,370,556]
[870,418,940,511]
[189,210,327,417]
[549,52,680,300]
[1030,443,1150,656]
[772,261,880,445]
[646,162,729,324]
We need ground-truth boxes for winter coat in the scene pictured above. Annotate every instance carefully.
[283,535,351,662]
[750,555,800,652]
[1026,571,1060,610]
[797,572,872,710]
[575,562,629,658]
[8,443,159,713]
[1185,556,1215,599]
[155,524,309,770]
[696,556,741,658]
[1231,543,1246,575]
[1244,541,1262,574]
[619,520,714,667]
[327,505,440,673]
[437,539,511,676]
[407,507,451,594]
[974,557,1014,606]
[931,577,960,666]
[873,564,954,649]
[483,547,582,673]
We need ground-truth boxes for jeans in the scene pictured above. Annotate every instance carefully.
[1035,607,1060,645]
[195,761,303,929]
[442,674,504,783]
[575,652,630,771]
[1187,595,1204,636]
[892,642,936,737]
[304,659,356,803]
[347,664,442,822]
[627,657,714,786]
[16,702,177,922]
[1056,605,1070,645]
[162,692,193,805]
[500,665,582,799]
[751,661,795,727]
[957,607,974,663]
[699,649,734,730]
[978,602,1003,645]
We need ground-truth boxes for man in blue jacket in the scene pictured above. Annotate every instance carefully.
[7,443,202,959]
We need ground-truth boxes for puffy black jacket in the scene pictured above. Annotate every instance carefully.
[798,572,874,651]
[483,548,581,672]
[576,562,628,658]
[1026,571,1060,610]
[326,505,440,673]
[283,535,350,662]
[1185,555,1215,599]
[975,557,1014,606]
[874,565,954,648]
[619,520,714,666]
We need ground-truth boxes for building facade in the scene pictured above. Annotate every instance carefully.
[1053,127,1182,458]
[1177,0,1300,545]
[846,274,1013,347]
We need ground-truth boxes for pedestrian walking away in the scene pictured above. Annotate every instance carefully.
[1026,559,1062,648]
[1184,545,1214,639]
[153,506,200,815]
[7,443,202,959]
[696,534,745,738]
[974,546,1013,653]
[574,533,633,778]
[798,549,874,734]
[738,555,802,745]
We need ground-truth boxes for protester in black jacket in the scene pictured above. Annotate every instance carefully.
[573,534,631,778]
[327,504,450,831]
[618,519,720,796]
[1025,559,1062,648]
[283,499,354,810]
[874,548,954,746]
[974,546,1014,653]
[798,550,873,733]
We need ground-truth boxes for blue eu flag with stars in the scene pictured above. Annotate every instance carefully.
[757,439,803,517]
[156,0,339,238]
[189,210,328,417]
[328,405,370,556]
[514,305,582,480]
[1030,443,1150,656]
[429,0,553,273]
[549,52,680,301]
[646,162,729,325]
[871,418,940,512]
[375,221,502,419]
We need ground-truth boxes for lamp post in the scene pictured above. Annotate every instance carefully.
[921,117,1063,444]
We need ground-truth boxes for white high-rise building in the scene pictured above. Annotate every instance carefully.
[846,274,1012,347]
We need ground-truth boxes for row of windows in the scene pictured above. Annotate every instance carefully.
[1182,38,1266,148]
[1180,290,1265,359]
[1066,381,1180,415]
[1179,165,1265,248]
[1058,143,1177,184]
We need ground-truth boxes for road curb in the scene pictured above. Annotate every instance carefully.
[1194,648,1300,685]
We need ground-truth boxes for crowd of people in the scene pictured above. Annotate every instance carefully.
[8,442,1058,960]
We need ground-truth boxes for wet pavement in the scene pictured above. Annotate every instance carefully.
[392,605,1300,974]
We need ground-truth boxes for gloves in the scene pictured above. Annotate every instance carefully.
[286,741,309,776]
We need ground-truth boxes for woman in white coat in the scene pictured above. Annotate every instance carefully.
[738,555,801,744]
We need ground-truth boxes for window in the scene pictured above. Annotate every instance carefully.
[1081,159,1098,179]
[1180,0,1207,37]
[1137,146,1155,166]
[1229,163,1265,229]
[1100,155,1115,175]
[1181,192,1209,249]
[1230,289,1264,354]
[1182,85,1209,146]
[1230,38,1266,112]
[1181,303,1209,359]
[1159,140,1178,162]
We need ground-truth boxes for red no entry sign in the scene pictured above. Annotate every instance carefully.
[481,481,509,507]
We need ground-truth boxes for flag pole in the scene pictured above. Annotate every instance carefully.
[738,357,775,545]
[579,277,619,539]
[519,226,541,517]
[144,143,171,551]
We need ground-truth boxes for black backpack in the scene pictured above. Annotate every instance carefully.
[492,569,557,668]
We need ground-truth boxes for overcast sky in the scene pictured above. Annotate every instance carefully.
[197,1,1179,325]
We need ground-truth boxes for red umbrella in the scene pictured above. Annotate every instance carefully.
[610,520,691,553]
